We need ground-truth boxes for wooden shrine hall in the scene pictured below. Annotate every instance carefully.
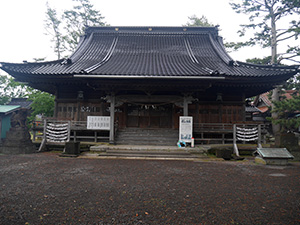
[1,26,299,145]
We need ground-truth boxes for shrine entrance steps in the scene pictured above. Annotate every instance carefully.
[88,145,209,160]
[115,128,178,146]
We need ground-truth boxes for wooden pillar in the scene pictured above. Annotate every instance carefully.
[183,96,188,116]
[94,131,97,143]
[0,118,2,143]
[195,102,199,124]
[242,93,246,121]
[54,100,58,118]
[218,104,223,123]
[74,131,77,142]
[258,124,262,148]
[76,102,80,121]
[109,94,115,144]
[124,103,128,128]
[67,121,71,142]
[54,89,58,118]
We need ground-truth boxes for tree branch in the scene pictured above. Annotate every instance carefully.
[277,34,297,42]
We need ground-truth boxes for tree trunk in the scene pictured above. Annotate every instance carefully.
[272,86,281,146]
[269,4,280,146]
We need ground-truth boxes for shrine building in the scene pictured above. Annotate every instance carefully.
[1,26,299,145]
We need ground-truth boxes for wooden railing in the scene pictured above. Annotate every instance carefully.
[31,120,110,143]
[31,120,268,145]
[193,123,268,145]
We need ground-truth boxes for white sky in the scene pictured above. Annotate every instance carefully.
[0,0,292,68]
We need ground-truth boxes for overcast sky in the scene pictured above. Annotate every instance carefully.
[0,0,275,67]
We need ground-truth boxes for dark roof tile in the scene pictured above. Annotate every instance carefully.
[1,26,299,79]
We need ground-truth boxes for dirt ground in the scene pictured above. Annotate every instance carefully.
[0,152,300,225]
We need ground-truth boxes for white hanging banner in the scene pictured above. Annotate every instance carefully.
[179,116,193,143]
[87,116,111,130]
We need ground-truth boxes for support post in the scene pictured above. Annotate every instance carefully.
[54,89,58,118]
[67,121,71,142]
[74,131,77,142]
[0,118,2,145]
[33,121,36,141]
[258,124,262,148]
[233,124,240,157]
[183,96,188,116]
[38,119,47,152]
[222,124,225,144]
[109,94,115,144]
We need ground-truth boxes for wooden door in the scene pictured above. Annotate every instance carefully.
[127,104,172,128]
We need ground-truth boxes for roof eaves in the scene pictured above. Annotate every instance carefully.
[236,61,299,72]
[73,74,226,80]
[0,105,21,115]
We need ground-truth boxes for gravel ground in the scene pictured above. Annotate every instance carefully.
[0,152,300,225]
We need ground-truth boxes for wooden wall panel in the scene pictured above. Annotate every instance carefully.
[56,101,109,121]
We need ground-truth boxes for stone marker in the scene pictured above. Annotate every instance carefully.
[0,109,36,154]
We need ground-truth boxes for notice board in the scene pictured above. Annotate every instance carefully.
[87,116,110,130]
[179,116,193,143]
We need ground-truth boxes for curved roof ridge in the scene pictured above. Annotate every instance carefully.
[184,37,199,64]
[208,34,232,66]
[85,26,219,35]
[82,36,119,74]
[216,36,233,62]
[68,32,95,63]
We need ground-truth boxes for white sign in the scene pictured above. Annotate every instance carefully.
[87,116,110,130]
[179,116,193,143]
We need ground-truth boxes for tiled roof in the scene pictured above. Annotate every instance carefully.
[0,105,20,115]
[245,105,262,113]
[7,98,32,109]
[282,90,298,100]
[257,106,269,113]
[1,26,299,80]
[254,90,299,113]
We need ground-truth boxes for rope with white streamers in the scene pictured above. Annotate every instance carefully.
[46,122,69,143]
[236,127,258,142]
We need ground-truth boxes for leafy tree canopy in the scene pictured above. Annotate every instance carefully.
[271,93,300,132]
[229,0,300,64]
[26,90,55,123]
[45,2,64,60]
[0,75,54,123]
[246,56,273,65]
[0,75,28,104]
[45,0,107,59]
[185,15,215,27]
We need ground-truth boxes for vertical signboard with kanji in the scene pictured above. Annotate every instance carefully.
[179,116,193,143]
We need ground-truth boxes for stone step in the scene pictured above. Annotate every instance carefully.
[116,134,178,139]
[115,140,177,145]
[97,149,203,159]
[106,150,191,155]
[118,128,177,132]
[98,153,196,159]
[116,133,178,138]
[86,143,210,160]
[90,145,207,153]
[115,128,179,145]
